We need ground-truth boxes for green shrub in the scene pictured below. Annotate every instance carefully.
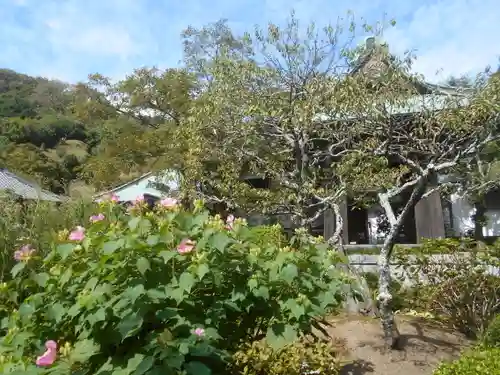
[433,347,500,375]
[418,238,476,255]
[394,240,500,337]
[231,335,344,375]
[482,314,500,348]
[362,272,408,312]
[0,197,96,282]
[427,274,500,337]
[248,224,286,248]
[0,199,349,374]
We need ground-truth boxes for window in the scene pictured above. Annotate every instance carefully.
[245,178,271,189]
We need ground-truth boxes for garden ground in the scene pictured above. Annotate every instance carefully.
[326,315,473,375]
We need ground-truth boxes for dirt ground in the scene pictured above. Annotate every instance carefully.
[325,315,473,375]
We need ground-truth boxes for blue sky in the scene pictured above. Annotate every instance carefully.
[1,0,498,83]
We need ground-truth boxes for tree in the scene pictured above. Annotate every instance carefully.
[342,53,500,347]
[446,71,500,239]
[183,14,380,236]
[180,14,390,320]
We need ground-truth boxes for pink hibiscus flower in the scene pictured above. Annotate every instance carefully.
[177,239,196,254]
[160,197,178,208]
[193,327,205,337]
[225,214,235,230]
[36,340,57,367]
[89,213,105,223]
[13,244,36,262]
[68,226,85,241]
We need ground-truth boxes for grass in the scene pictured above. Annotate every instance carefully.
[0,197,96,282]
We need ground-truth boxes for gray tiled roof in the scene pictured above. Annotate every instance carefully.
[0,169,62,202]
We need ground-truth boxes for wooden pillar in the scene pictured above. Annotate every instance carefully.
[414,189,445,243]
[323,208,335,241]
[323,195,349,244]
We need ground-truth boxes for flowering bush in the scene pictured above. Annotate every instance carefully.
[0,198,348,374]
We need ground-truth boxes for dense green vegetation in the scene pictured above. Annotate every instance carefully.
[0,67,188,195]
[0,69,94,194]
[0,12,499,373]
[0,198,347,374]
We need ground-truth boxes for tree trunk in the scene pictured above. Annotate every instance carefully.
[378,235,401,349]
[377,180,427,349]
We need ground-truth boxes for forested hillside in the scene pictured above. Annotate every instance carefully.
[0,67,184,196]
[0,68,96,195]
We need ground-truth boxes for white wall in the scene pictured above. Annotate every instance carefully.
[367,206,384,244]
[449,193,500,237]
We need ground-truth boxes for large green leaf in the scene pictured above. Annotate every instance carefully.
[102,240,123,255]
[69,339,100,363]
[209,232,231,252]
[265,323,297,350]
[10,262,25,278]
[184,361,211,375]
[159,250,176,264]
[128,217,141,231]
[146,234,160,246]
[47,303,66,323]
[126,354,154,375]
[59,267,73,286]
[32,272,49,287]
[196,263,210,280]
[179,272,196,293]
[117,313,144,340]
[123,284,145,303]
[57,243,75,259]
[280,264,298,284]
[284,298,305,319]
[136,257,151,276]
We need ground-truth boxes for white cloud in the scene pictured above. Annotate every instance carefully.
[384,0,500,82]
[0,0,498,83]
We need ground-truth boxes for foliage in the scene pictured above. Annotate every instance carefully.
[0,199,349,374]
[181,14,387,232]
[433,347,500,375]
[231,335,345,375]
[394,239,500,337]
[362,272,408,312]
[481,314,500,348]
[248,224,287,248]
[0,197,96,283]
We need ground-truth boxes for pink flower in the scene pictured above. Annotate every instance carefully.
[177,239,196,254]
[225,214,235,230]
[134,195,145,205]
[89,213,105,223]
[106,193,119,203]
[36,340,57,367]
[13,244,36,262]
[160,197,178,208]
[193,328,205,337]
[68,226,85,241]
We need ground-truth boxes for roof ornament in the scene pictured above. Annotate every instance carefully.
[365,36,376,51]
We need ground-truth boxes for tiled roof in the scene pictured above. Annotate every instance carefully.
[0,169,62,202]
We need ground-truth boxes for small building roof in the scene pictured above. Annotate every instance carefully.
[93,170,180,202]
[0,169,63,202]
